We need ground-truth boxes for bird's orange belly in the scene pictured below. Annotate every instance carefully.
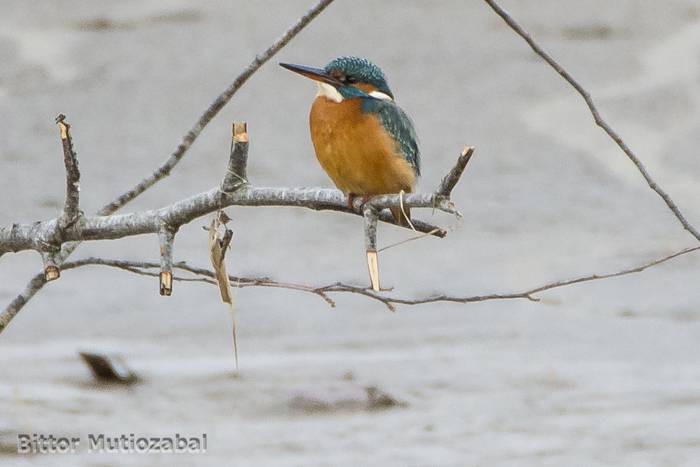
[310,97,415,195]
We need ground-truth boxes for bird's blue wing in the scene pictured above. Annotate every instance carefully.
[363,98,420,176]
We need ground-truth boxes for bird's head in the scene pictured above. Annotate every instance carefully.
[280,56,394,103]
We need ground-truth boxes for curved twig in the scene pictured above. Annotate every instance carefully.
[54,246,699,313]
[483,0,700,243]
[101,0,335,215]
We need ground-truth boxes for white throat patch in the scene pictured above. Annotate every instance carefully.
[316,82,343,103]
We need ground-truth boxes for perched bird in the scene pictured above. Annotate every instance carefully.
[280,56,420,225]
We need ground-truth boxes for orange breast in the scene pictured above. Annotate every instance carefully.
[309,96,416,195]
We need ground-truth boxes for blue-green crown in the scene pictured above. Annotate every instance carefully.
[323,57,419,176]
[324,56,393,98]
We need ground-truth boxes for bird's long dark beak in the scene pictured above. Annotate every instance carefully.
[279,63,343,87]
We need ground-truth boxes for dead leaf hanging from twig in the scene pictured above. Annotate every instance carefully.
[208,212,238,370]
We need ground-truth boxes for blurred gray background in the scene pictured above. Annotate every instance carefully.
[1,0,700,465]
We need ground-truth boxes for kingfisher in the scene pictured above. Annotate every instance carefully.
[280,56,420,225]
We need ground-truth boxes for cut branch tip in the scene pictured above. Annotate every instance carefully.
[44,265,60,282]
[158,225,176,296]
[232,121,248,143]
[159,271,173,296]
[366,249,381,292]
[461,146,475,158]
[41,251,60,282]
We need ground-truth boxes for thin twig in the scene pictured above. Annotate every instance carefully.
[377,229,441,253]
[100,0,335,215]
[55,114,81,230]
[0,274,45,333]
[0,0,335,332]
[524,246,700,295]
[33,114,82,282]
[438,146,474,197]
[59,258,338,308]
[378,212,446,238]
[483,0,700,243]
[54,246,699,312]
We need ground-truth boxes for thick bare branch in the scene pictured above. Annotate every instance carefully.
[0,187,454,255]
[483,0,700,243]
[1,0,335,327]
[0,123,457,333]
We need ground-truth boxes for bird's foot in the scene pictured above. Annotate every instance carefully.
[347,193,373,210]
[347,193,356,210]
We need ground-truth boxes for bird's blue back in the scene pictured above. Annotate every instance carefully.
[363,98,420,177]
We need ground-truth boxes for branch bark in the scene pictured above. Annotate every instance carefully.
[55,114,81,230]
[0,0,336,329]
[222,122,249,193]
[158,223,176,296]
[31,114,83,282]
[40,251,60,281]
[438,146,474,197]
[0,117,460,256]
[0,118,468,333]
[0,187,456,256]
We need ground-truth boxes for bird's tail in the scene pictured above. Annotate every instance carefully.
[390,206,411,227]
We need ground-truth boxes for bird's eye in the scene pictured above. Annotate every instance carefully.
[345,76,357,83]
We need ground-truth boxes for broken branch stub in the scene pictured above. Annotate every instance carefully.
[158,224,176,296]
[363,205,380,292]
[55,114,81,230]
[222,122,249,193]
[41,251,60,282]
[438,146,474,197]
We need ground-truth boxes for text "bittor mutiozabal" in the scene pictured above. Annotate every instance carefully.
[17,433,207,454]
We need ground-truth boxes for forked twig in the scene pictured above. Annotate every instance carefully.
[1,1,697,336]
[0,0,336,332]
